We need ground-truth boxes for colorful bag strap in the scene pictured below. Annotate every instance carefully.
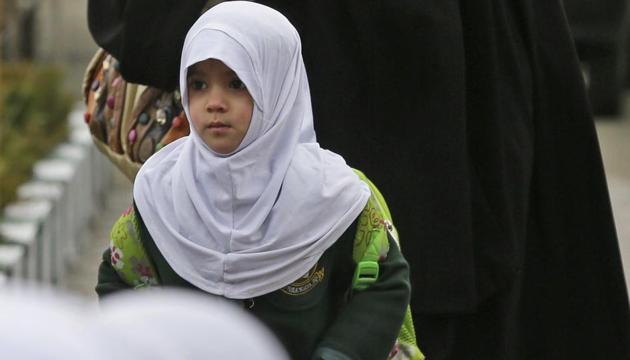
[109,206,159,288]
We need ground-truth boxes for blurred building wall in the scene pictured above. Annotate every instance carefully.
[35,0,95,63]
[2,0,97,98]
[36,0,97,98]
[1,0,37,60]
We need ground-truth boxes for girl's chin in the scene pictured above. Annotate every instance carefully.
[205,140,238,154]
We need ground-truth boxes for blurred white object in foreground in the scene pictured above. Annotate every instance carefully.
[0,285,289,360]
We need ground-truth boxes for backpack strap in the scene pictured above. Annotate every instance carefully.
[352,169,398,290]
[109,206,159,288]
[351,170,425,360]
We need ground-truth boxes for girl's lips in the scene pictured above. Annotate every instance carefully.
[208,122,230,128]
[206,122,231,134]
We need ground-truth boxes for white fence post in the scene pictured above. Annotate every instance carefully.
[3,200,55,283]
[0,222,38,279]
[0,245,25,279]
[52,143,92,245]
[17,181,66,283]
[32,158,79,268]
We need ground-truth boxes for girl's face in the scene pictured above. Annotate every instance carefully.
[186,59,254,154]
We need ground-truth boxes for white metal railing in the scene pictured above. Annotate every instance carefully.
[0,104,113,286]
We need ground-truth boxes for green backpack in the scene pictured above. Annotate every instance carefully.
[108,170,424,360]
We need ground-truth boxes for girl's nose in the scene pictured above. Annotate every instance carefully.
[205,88,227,112]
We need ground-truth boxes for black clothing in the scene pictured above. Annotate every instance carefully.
[96,208,411,360]
[87,0,208,90]
[88,1,630,358]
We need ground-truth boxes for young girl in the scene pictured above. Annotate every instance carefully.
[96,2,411,359]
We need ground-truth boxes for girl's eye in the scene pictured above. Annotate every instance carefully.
[229,78,247,90]
[189,80,207,90]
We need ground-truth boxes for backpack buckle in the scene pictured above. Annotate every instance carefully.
[352,260,380,290]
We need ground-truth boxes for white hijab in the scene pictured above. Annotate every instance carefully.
[133,1,370,299]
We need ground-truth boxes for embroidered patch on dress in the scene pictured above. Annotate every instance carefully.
[280,262,325,296]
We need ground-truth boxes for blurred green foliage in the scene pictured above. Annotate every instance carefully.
[0,63,72,208]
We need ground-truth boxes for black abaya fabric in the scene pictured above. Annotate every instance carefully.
[87,0,630,358]
[87,0,208,90]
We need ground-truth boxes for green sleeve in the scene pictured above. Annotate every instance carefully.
[315,235,411,360]
[95,248,131,298]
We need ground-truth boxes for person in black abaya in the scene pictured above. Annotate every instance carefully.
[88,0,630,358]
